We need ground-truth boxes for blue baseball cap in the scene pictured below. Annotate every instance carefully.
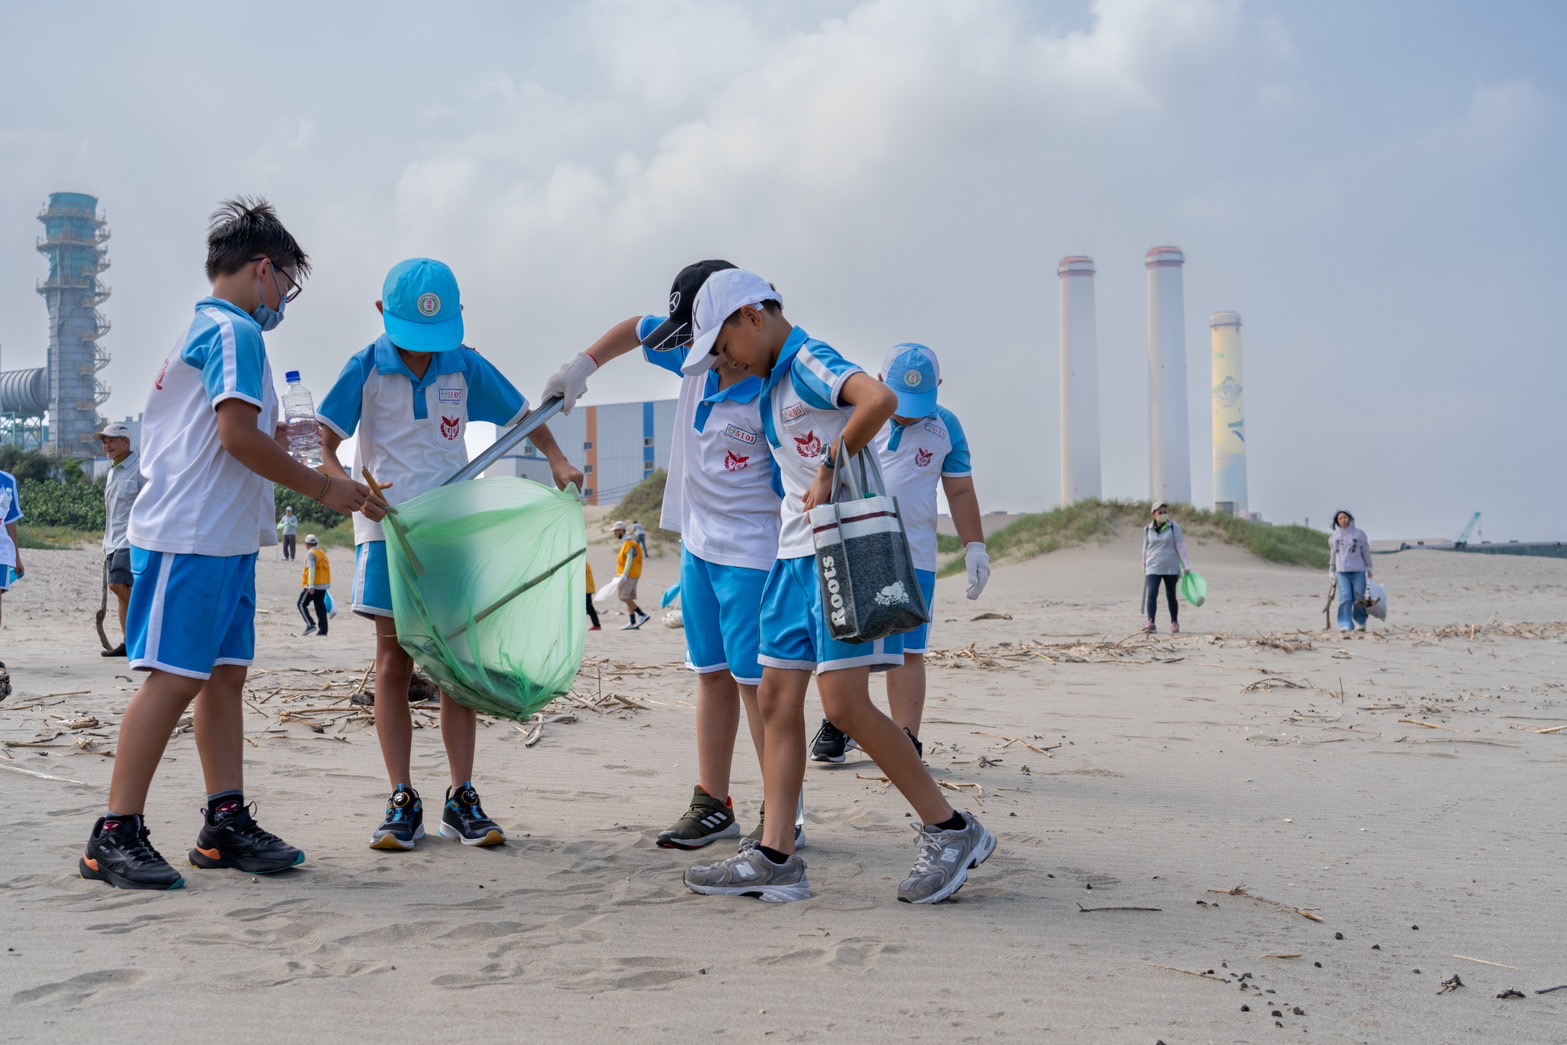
[381,258,464,352]
[881,343,940,418]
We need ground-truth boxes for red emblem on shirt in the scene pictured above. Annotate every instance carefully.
[794,431,822,459]
[725,451,750,472]
[154,356,171,391]
[915,448,934,468]
[441,415,461,440]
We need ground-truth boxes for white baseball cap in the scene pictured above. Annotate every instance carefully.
[684,269,782,376]
[305,534,319,545]
[99,422,131,439]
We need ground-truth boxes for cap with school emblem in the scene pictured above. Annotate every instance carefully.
[881,343,940,419]
[382,258,465,353]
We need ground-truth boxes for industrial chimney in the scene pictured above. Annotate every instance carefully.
[1210,311,1247,517]
[1058,256,1100,504]
[1145,246,1191,504]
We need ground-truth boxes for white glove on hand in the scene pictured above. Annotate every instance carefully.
[964,542,990,601]
[542,352,599,414]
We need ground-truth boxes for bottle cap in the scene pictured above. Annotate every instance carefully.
[285,371,301,383]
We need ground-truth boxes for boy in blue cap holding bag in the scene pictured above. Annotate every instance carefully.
[811,343,989,762]
[318,258,581,852]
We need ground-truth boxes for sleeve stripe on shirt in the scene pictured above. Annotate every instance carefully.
[200,307,264,409]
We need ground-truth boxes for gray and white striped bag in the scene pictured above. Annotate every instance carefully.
[807,449,930,643]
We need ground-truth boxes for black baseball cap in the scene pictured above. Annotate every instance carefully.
[639,259,737,351]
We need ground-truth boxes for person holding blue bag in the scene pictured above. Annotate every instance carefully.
[1329,509,1374,636]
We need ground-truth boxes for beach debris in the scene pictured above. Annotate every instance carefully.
[1262,953,1303,959]
[1146,963,1228,983]
[1497,989,1526,999]
[1437,974,1464,995]
[970,731,1059,755]
[1453,955,1518,970]
[970,612,1012,621]
[1076,903,1160,913]
[1536,985,1567,995]
[1208,883,1324,923]
[1242,676,1305,692]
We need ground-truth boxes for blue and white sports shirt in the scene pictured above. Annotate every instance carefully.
[319,336,527,545]
[872,406,972,571]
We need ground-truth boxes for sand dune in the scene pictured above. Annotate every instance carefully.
[2,534,1565,1043]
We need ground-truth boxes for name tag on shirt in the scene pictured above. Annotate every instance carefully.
[924,421,946,438]
[724,423,759,445]
[781,403,807,426]
[438,388,463,403]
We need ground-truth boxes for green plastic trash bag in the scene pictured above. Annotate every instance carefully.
[382,477,586,722]
[1180,570,1207,608]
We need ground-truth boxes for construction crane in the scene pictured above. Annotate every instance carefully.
[1455,512,1481,548]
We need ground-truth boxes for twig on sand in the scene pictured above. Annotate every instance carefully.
[937,780,984,803]
[1453,955,1518,970]
[354,661,374,697]
[1242,676,1305,693]
[1262,953,1304,959]
[1208,883,1324,923]
[1146,963,1227,982]
[1536,985,1567,995]
[1398,719,1464,732]
[1078,903,1160,913]
[970,732,1059,755]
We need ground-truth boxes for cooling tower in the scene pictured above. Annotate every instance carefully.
[1058,256,1101,504]
[1145,246,1191,504]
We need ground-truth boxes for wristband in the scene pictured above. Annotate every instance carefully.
[316,474,331,502]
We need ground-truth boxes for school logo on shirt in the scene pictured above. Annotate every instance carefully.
[724,451,750,472]
[441,415,461,440]
[924,421,946,438]
[915,448,934,468]
[781,403,807,425]
[724,423,758,445]
[438,387,463,403]
[794,431,823,459]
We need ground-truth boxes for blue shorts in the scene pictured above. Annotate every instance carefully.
[353,541,393,619]
[681,549,767,686]
[126,547,257,679]
[900,570,939,655]
[757,556,903,675]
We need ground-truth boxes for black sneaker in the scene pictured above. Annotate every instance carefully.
[438,784,505,846]
[302,625,316,636]
[810,718,850,764]
[371,786,425,851]
[80,815,184,890]
[189,801,305,874]
[100,642,128,658]
[904,727,924,760]
[740,798,807,852]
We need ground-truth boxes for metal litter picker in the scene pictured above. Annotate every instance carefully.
[366,398,587,722]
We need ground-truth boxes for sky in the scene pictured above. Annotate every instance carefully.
[0,0,1561,540]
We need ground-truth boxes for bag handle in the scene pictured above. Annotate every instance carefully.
[831,444,886,504]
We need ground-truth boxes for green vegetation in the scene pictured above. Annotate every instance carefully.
[607,470,677,542]
[17,479,105,530]
[274,486,354,531]
[16,525,99,550]
[938,499,1328,576]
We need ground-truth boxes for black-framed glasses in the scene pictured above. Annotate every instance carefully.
[251,255,303,303]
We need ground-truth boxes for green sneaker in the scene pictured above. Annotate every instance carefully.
[656,786,739,850]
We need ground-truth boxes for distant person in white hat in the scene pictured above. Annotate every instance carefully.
[278,506,298,559]
[296,534,331,636]
[612,520,649,629]
[1142,502,1192,634]
[99,422,145,657]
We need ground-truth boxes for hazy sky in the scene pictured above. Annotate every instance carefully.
[1,1,1560,540]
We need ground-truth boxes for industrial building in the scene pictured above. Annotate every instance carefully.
[486,398,677,507]
[0,193,112,457]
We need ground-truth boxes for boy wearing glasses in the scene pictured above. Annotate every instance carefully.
[79,197,385,890]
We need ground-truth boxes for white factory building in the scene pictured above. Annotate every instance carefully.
[486,398,678,507]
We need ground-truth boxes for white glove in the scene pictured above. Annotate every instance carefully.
[542,351,599,414]
[964,542,990,600]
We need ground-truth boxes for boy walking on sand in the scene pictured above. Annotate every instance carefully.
[543,260,788,850]
[296,534,331,636]
[78,197,385,890]
[318,258,581,851]
[677,269,995,904]
[612,521,650,630]
[811,344,990,762]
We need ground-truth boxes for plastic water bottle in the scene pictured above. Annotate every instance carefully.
[282,371,323,467]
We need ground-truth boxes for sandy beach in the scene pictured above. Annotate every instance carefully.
[2,532,1564,1044]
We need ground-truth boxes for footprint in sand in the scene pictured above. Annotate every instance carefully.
[13,968,146,1006]
[758,936,902,973]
